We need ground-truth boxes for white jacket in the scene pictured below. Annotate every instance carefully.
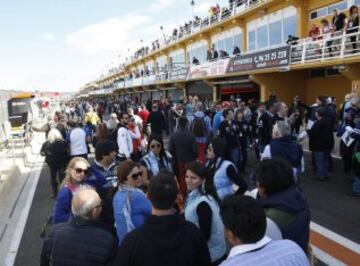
[117,126,140,159]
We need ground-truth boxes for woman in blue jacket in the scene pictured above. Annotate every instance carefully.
[184,161,226,265]
[53,156,107,224]
[205,138,247,200]
[140,134,172,178]
[113,160,152,244]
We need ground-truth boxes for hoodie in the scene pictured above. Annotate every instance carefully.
[114,214,211,266]
[269,136,303,168]
[258,186,311,254]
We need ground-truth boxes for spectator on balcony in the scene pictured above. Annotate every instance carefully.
[320,19,334,57]
[309,24,321,41]
[211,45,219,60]
[332,9,347,34]
[233,46,240,55]
[192,57,200,65]
[346,5,359,53]
[219,49,229,58]
[206,49,212,61]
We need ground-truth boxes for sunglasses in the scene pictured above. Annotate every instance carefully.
[130,171,143,180]
[150,144,161,149]
[74,168,89,175]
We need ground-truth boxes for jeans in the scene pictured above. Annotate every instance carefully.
[353,176,360,193]
[230,147,241,168]
[314,151,329,178]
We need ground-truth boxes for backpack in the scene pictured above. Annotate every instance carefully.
[191,116,207,137]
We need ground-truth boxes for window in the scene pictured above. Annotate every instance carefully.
[248,30,256,51]
[309,1,348,20]
[328,1,347,14]
[246,6,297,51]
[310,7,327,20]
[269,20,282,46]
[356,0,360,5]
[257,25,268,49]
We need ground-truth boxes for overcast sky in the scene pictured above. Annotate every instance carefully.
[0,0,228,92]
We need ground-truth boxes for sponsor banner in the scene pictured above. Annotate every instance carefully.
[227,45,291,73]
[187,58,230,79]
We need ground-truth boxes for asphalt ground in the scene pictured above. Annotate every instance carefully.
[14,150,360,266]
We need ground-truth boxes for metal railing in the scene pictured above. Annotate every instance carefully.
[290,27,360,64]
[128,0,267,63]
[88,27,360,95]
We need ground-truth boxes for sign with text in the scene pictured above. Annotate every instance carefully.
[227,45,291,73]
[187,58,230,79]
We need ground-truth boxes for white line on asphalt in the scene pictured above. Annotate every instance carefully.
[311,221,360,254]
[311,246,346,266]
[3,155,42,266]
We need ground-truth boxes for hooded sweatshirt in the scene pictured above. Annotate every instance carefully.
[190,111,211,144]
[114,214,211,266]
[258,186,311,254]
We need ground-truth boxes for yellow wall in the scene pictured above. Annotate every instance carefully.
[305,75,352,104]
[251,70,307,104]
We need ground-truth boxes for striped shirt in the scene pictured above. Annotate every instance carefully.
[220,236,309,266]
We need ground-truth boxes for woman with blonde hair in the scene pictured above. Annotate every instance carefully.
[53,157,91,224]
[40,128,70,198]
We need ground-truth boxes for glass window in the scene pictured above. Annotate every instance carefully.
[328,1,347,13]
[283,15,297,39]
[269,20,282,46]
[257,25,268,49]
[234,33,242,49]
[226,37,233,54]
[248,30,256,51]
[310,7,327,20]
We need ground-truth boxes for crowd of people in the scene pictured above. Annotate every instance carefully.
[38,90,360,265]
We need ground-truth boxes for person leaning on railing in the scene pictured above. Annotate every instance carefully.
[346,5,359,53]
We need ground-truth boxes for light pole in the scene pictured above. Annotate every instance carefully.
[190,0,195,19]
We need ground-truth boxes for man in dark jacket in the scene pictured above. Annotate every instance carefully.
[40,188,117,266]
[169,116,198,197]
[114,170,211,266]
[148,103,165,135]
[255,158,311,254]
[262,121,304,179]
[308,107,334,181]
[256,102,273,154]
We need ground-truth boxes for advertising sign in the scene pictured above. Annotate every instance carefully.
[227,45,291,73]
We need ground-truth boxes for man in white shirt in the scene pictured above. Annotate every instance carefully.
[219,195,309,266]
[117,112,140,162]
[67,121,88,159]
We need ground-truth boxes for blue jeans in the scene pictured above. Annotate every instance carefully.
[353,176,360,193]
[314,151,329,178]
[230,147,241,168]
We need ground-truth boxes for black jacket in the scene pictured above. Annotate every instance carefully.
[169,128,198,163]
[148,111,165,135]
[41,216,117,266]
[308,117,334,151]
[40,140,70,168]
[114,214,211,266]
[257,112,273,146]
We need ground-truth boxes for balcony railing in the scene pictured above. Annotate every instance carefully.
[291,27,360,64]
[128,0,268,64]
[93,27,360,95]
